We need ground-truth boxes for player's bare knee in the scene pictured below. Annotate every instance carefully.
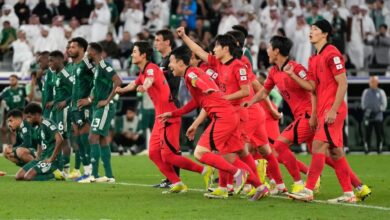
[194,147,207,160]
[88,134,99,145]
[15,171,25,181]
[330,147,344,160]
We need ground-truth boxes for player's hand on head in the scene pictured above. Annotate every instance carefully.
[176,27,186,38]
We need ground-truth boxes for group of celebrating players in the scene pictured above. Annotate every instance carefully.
[1,18,372,203]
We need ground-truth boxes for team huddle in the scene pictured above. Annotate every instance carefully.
[1,19,372,203]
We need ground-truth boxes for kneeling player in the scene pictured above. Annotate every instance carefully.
[15,103,64,181]
[4,109,37,167]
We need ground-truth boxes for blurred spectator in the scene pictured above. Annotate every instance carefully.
[292,14,311,68]
[69,16,90,41]
[107,0,119,34]
[361,76,387,154]
[217,5,238,35]
[113,108,146,155]
[118,31,133,68]
[10,30,33,75]
[32,0,52,25]
[246,10,262,45]
[331,7,347,54]
[71,0,93,24]
[14,0,30,25]
[99,32,119,59]
[371,0,390,32]
[360,5,376,68]
[145,0,167,33]
[321,1,334,22]
[366,24,390,75]
[25,71,42,103]
[33,26,56,53]
[306,3,324,25]
[120,0,143,42]
[346,0,366,10]
[334,0,350,20]
[49,16,66,51]
[0,4,19,30]
[176,0,197,30]
[89,0,111,42]
[263,6,282,42]
[257,41,271,70]
[57,0,71,21]
[245,35,258,71]
[347,5,365,70]
[0,20,17,55]
[287,0,302,16]
[284,7,297,40]
[19,14,41,48]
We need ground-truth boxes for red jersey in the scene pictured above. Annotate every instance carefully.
[134,62,177,116]
[172,66,234,118]
[208,55,250,106]
[264,60,312,118]
[307,44,347,116]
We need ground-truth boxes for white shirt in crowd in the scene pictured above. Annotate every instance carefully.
[89,2,111,42]
[120,7,144,40]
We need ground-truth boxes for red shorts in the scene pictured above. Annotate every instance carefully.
[198,112,243,154]
[281,114,314,145]
[246,105,268,146]
[313,110,346,147]
[238,107,250,143]
[265,118,280,145]
[149,118,181,154]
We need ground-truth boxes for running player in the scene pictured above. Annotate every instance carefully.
[78,43,122,183]
[4,109,38,167]
[116,41,213,193]
[67,37,93,181]
[159,45,268,200]
[153,29,182,188]
[287,19,370,203]
[49,50,74,177]
[15,103,64,181]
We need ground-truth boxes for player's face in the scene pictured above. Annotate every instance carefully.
[48,56,60,71]
[266,44,277,64]
[24,113,40,126]
[309,25,326,44]
[86,46,94,60]
[168,55,180,76]
[7,117,21,132]
[68,42,80,59]
[154,35,165,52]
[9,76,17,86]
[213,44,224,60]
[38,55,49,69]
[131,46,143,64]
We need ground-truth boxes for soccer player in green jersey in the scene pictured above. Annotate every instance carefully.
[68,37,94,180]
[0,75,26,111]
[77,43,122,183]
[3,109,37,166]
[15,103,64,181]
[37,51,56,118]
[49,50,74,177]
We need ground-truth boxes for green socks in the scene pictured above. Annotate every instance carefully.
[90,143,101,177]
[101,145,113,178]
[79,133,91,166]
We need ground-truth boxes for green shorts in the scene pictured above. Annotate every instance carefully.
[91,103,115,137]
[13,147,36,167]
[71,107,92,127]
[53,106,71,139]
[22,159,61,175]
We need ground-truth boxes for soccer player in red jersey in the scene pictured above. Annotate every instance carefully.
[245,36,314,193]
[287,20,371,202]
[159,45,269,200]
[116,41,213,194]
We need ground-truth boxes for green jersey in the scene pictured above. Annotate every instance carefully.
[53,68,74,105]
[39,119,61,161]
[41,69,55,108]
[0,85,26,110]
[14,120,39,149]
[71,56,94,110]
[91,60,115,106]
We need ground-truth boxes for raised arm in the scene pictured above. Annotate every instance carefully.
[177,27,209,62]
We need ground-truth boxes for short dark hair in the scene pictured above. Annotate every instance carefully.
[89,42,103,53]
[215,34,241,58]
[226,30,245,48]
[380,24,388,29]
[170,45,191,66]
[156,29,175,48]
[232,25,248,38]
[7,109,23,119]
[134,41,154,61]
[70,37,88,52]
[270,36,293,56]
[49,50,64,59]
[10,74,19,80]
[24,103,42,115]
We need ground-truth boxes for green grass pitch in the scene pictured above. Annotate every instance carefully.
[0,155,389,219]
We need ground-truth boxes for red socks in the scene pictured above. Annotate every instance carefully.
[264,153,284,184]
[332,157,353,192]
[297,160,309,174]
[199,152,237,175]
[149,149,180,184]
[275,140,301,182]
[163,152,203,174]
[306,153,326,190]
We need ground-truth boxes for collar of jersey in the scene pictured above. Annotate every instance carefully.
[223,57,235,65]
[141,62,152,74]
[317,43,331,55]
[278,58,290,71]
[184,66,191,77]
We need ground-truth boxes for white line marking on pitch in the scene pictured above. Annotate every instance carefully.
[114,181,390,212]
